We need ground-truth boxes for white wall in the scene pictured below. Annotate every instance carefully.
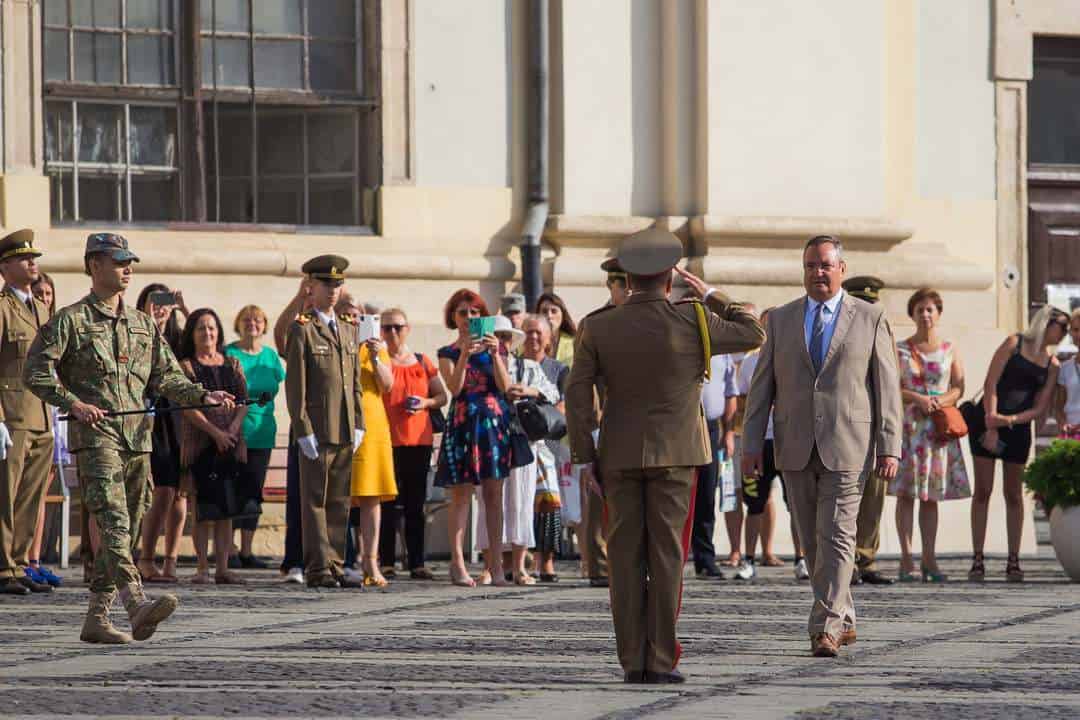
[561,0,660,216]
[917,0,995,200]
[707,0,885,217]
[414,0,510,187]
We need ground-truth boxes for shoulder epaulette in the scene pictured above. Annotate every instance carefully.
[339,314,357,324]
[295,312,312,325]
[582,303,616,321]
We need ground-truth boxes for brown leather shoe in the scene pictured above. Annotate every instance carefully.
[839,629,856,646]
[811,633,839,658]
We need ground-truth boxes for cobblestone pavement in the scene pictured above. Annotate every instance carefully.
[0,556,1077,719]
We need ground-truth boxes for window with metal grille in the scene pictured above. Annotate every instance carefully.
[42,0,378,228]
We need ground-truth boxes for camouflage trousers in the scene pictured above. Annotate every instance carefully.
[76,448,152,595]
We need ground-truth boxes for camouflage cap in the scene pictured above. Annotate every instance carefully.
[85,232,139,263]
[500,293,526,315]
[0,229,41,262]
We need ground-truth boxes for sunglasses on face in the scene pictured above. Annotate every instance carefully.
[382,324,407,333]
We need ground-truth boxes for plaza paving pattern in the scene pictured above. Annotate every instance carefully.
[0,556,1077,719]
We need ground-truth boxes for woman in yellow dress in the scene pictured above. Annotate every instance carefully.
[348,311,398,587]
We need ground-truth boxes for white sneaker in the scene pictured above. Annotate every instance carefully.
[342,567,364,583]
[794,558,810,581]
[734,560,756,581]
[283,567,304,584]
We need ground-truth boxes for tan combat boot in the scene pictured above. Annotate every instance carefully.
[123,587,179,641]
[80,592,133,644]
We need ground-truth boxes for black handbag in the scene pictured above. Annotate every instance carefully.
[509,430,535,468]
[513,359,568,442]
[959,392,985,437]
[415,353,447,434]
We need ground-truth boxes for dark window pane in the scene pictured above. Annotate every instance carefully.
[201,37,250,87]
[205,107,253,176]
[78,175,125,221]
[308,177,355,225]
[49,172,75,222]
[46,103,74,162]
[130,107,177,166]
[44,29,69,81]
[131,176,178,221]
[44,1,68,26]
[257,177,303,224]
[254,40,302,89]
[77,104,124,164]
[1030,40,1080,165]
[254,0,302,34]
[212,177,254,222]
[127,0,173,30]
[74,0,121,28]
[74,32,122,84]
[308,113,354,173]
[200,0,249,32]
[310,41,356,92]
[309,0,355,38]
[257,113,303,174]
[128,34,174,85]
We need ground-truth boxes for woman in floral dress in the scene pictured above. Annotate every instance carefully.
[435,289,512,587]
[889,288,971,582]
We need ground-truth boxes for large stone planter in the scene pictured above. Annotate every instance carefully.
[1049,505,1080,582]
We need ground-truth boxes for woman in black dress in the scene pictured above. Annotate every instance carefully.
[178,309,251,584]
[969,305,1067,582]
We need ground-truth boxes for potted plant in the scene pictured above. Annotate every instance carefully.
[1023,438,1080,581]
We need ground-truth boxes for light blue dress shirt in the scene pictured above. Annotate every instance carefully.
[803,290,845,362]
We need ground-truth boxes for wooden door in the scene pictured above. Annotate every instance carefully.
[1028,174,1080,308]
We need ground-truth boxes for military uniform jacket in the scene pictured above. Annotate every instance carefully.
[285,312,364,445]
[0,288,51,432]
[23,293,206,452]
[566,290,765,471]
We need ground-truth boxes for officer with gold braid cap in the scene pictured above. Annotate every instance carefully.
[566,227,764,683]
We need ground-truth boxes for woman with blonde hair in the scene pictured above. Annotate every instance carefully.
[968,303,1067,583]
[225,304,285,568]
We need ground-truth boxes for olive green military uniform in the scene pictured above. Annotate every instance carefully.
[842,276,890,580]
[0,230,54,586]
[566,228,765,678]
[23,292,206,596]
[284,258,364,585]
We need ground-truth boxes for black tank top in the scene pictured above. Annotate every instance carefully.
[995,335,1050,415]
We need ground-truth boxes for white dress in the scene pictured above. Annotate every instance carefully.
[477,356,560,550]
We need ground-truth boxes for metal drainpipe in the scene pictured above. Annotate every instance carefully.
[520,0,549,312]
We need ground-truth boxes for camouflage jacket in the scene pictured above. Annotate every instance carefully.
[23,292,206,452]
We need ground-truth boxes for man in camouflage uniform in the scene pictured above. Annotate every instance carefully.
[24,233,235,643]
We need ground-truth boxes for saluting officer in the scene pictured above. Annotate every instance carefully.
[24,233,235,644]
[566,228,764,684]
[0,230,55,596]
[285,255,365,589]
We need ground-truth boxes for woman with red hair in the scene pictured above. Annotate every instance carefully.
[435,289,513,586]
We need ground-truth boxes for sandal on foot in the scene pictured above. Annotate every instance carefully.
[450,570,476,588]
[410,568,435,580]
[514,573,536,586]
[363,574,389,588]
[762,555,785,567]
[190,571,212,585]
[477,570,493,586]
[968,554,986,582]
[1005,555,1024,583]
[215,571,246,585]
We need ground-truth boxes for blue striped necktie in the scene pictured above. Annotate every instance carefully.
[810,303,826,374]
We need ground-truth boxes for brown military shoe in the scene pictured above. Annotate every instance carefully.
[839,629,857,646]
[811,633,839,658]
[125,591,179,641]
[80,592,132,644]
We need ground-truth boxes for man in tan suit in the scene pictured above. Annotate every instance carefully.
[567,228,764,683]
[285,255,365,589]
[742,236,902,658]
[0,230,55,596]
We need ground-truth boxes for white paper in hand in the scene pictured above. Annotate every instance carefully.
[356,314,381,342]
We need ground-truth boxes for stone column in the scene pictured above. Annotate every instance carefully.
[0,0,50,229]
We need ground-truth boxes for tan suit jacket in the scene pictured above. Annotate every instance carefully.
[567,290,765,471]
[0,289,50,432]
[742,292,902,472]
[285,312,364,445]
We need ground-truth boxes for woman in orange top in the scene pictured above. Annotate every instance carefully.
[379,308,449,579]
